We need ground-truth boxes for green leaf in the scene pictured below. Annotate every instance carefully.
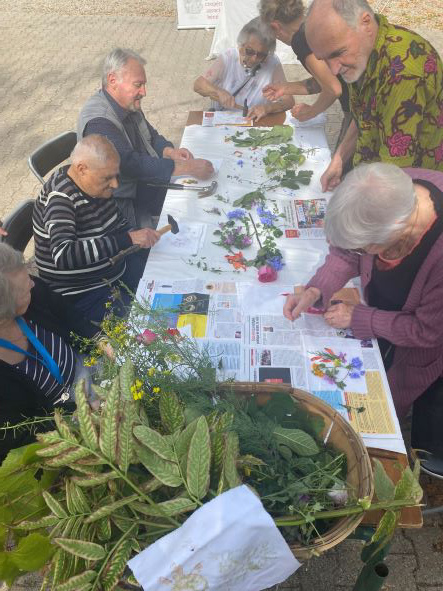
[159,390,185,434]
[9,532,55,570]
[75,379,99,451]
[84,494,139,523]
[117,401,135,474]
[370,509,398,549]
[96,517,112,542]
[44,447,93,468]
[54,538,106,561]
[133,497,197,517]
[72,472,119,487]
[273,427,319,456]
[99,377,120,462]
[14,515,60,531]
[372,459,395,502]
[68,480,91,514]
[36,441,74,458]
[57,570,96,591]
[135,444,182,487]
[43,491,68,519]
[187,416,211,500]
[174,418,198,473]
[0,552,21,586]
[133,425,175,461]
[119,358,135,400]
[102,539,133,591]
[223,432,241,488]
[54,410,78,444]
[140,477,163,493]
[394,466,423,503]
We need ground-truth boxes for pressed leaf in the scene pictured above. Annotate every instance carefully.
[223,431,241,488]
[273,427,319,456]
[372,459,395,502]
[9,533,55,570]
[54,538,105,561]
[187,416,211,500]
[159,390,185,434]
[57,570,96,591]
[43,491,68,519]
[102,539,133,591]
[84,495,139,524]
[75,379,99,451]
[133,425,175,462]
[72,472,119,487]
[135,444,182,487]
[99,377,120,462]
[117,401,135,474]
[133,497,197,517]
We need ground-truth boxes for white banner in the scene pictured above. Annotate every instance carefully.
[177,0,223,29]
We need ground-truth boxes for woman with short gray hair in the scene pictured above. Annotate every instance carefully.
[0,244,80,460]
[283,163,443,418]
[193,17,294,121]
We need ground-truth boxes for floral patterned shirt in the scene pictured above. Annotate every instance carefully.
[349,14,443,171]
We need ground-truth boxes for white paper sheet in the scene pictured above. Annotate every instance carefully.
[152,222,207,256]
[128,485,301,591]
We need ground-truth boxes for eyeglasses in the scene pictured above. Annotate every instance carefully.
[243,46,269,61]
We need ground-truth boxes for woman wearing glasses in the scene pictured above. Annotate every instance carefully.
[283,163,443,419]
[193,17,294,122]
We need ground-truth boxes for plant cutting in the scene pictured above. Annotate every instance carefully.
[227,125,294,148]
[310,348,365,391]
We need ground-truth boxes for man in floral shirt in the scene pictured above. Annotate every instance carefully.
[305,0,443,191]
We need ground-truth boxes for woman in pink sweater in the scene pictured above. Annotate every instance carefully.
[284,163,443,418]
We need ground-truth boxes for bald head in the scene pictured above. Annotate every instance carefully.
[69,135,120,199]
[305,0,377,83]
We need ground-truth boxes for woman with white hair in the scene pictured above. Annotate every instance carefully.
[283,163,443,418]
[0,244,81,460]
[193,17,294,122]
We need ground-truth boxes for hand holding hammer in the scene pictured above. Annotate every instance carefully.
[109,215,180,265]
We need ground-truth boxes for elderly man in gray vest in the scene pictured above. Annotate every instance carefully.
[78,48,214,229]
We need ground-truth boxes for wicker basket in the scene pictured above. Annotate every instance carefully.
[222,382,374,560]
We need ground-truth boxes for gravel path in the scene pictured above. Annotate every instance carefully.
[1,0,442,29]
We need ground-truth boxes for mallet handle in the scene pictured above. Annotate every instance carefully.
[157,224,172,236]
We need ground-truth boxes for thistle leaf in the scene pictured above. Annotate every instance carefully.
[84,494,139,524]
[43,491,68,519]
[373,459,395,502]
[133,497,196,517]
[117,401,135,474]
[72,472,119,487]
[159,390,185,434]
[135,444,182,487]
[54,538,106,561]
[273,427,319,457]
[75,379,99,451]
[57,570,96,591]
[119,358,135,401]
[102,539,133,591]
[133,425,175,461]
[187,416,211,500]
[223,431,241,488]
[99,377,120,462]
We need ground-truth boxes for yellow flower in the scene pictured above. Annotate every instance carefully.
[152,387,161,394]
[147,367,156,377]
[105,301,112,309]
[311,364,324,378]
[333,359,341,367]
[84,356,97,367]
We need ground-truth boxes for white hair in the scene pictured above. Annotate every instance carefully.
[102,48,146,87]
[71,135,120,167]
[0,244,25,320]
[324,163,416,249]
[307,0,374,28]
[237,17,276,53]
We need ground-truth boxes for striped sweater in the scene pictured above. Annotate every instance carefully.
[33,166,133,295]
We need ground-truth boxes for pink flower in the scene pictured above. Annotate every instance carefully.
[258,265,278,283]
[436,142,443,164]
[387,131,412,157]
[424,54,437,74]
[138,329,158,344]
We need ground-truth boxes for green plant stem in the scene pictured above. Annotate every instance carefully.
[248,213,263,249]
[274,498,422,527]
[91,522,138,591]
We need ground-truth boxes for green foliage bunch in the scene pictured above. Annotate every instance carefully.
[228,125,294,147]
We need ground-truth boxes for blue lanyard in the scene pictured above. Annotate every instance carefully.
[0,317,64,385]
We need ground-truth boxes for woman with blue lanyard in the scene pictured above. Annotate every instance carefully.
[0,243,87,461]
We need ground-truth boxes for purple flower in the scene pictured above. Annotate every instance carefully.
[242,236,252,246]
[323,375,336,385]
[351,357,363,370]
[338,353,347,362]
[237,159,244,168]
[256,206,278,227]
[349,371,361,379]
[227,209,247,220]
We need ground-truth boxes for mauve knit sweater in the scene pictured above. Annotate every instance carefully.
[306,168,443,418]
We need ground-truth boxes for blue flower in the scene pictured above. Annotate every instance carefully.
[256,206,278,227]
[349,371,361,379]
[266,255,284,271]
[351,357,363,370]
[227,209,247,220]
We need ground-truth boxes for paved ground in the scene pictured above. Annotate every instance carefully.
[0,5,443,591]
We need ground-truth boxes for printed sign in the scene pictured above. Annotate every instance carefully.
[177,0,223,29]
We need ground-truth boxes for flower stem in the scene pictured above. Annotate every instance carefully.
[248,213,263,249]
